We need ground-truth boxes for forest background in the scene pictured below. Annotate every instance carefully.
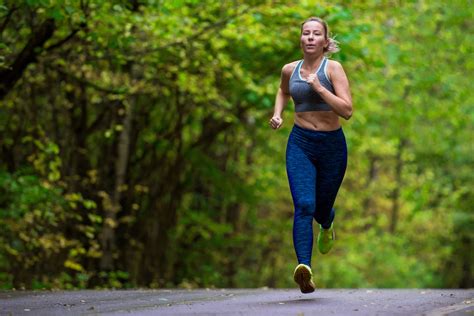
[0,0,472,290]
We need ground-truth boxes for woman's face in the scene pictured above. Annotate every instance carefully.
[300,21,328,55]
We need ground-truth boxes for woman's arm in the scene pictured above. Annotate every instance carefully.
[270,63,294,129]
[307,60,353,120]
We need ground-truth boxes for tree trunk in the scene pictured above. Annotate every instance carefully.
[0,19,55,100]
[99,99,133,270]
[362,154,379,229]
[389,138,406,233]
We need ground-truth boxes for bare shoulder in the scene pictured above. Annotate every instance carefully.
[281,60,300,77]
[326,59,346,81]
[327,59,343,68]
[279,60,299,93]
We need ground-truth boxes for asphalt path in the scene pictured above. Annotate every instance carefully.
[1,288,473,315]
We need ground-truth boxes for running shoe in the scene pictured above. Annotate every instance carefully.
[317,222,335,254]
[293,263,316,293]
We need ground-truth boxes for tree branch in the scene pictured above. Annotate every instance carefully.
[0,18,56,100]
[50,64,129,95]
[45,23,86,52]
[0,5,18,36]
[135,6,252,56]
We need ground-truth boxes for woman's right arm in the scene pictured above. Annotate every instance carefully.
[270,63,293,129]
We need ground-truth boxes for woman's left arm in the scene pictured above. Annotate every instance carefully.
[307,60,353,120]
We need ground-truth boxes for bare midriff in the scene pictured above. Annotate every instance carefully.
[294,111,341,131]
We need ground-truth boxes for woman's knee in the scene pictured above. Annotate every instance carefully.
[295,198,316,216]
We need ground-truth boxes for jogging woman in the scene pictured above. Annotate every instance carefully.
[269,17,353,294]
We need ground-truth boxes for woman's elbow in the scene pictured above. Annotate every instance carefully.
[343,103,353,120]
[345,110,353,120]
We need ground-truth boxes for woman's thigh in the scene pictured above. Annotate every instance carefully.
[286,139,317,215]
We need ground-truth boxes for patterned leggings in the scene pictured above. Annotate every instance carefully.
[286,123,348,267]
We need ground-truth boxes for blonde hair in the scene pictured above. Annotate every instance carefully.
[300,17,340,55]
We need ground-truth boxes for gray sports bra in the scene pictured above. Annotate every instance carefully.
[289,57,334,112]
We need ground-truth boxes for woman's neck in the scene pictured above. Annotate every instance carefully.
[302,54,325,69]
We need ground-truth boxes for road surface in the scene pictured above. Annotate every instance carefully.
[1,288,473,315]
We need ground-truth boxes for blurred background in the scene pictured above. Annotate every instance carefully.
[0,0,472,290]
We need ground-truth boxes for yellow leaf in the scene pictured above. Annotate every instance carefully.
[64,259,85,272]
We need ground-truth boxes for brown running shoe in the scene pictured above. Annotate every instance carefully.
[293,263,316,293]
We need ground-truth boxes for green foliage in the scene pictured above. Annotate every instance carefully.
[0,0,472,289]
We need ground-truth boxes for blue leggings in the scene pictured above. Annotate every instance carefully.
[286,123,347,267]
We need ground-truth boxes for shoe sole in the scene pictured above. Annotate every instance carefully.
[293,265,315,293]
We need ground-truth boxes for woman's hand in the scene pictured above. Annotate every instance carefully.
[306,73,324,93]
[269,115,283,129]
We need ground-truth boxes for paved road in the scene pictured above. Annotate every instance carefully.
[1,288,473,315]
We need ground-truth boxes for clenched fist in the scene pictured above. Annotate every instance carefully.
[269,115,283,129]
[306,73,324,93]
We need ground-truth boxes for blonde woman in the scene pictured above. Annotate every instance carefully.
[270,17,353,294]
